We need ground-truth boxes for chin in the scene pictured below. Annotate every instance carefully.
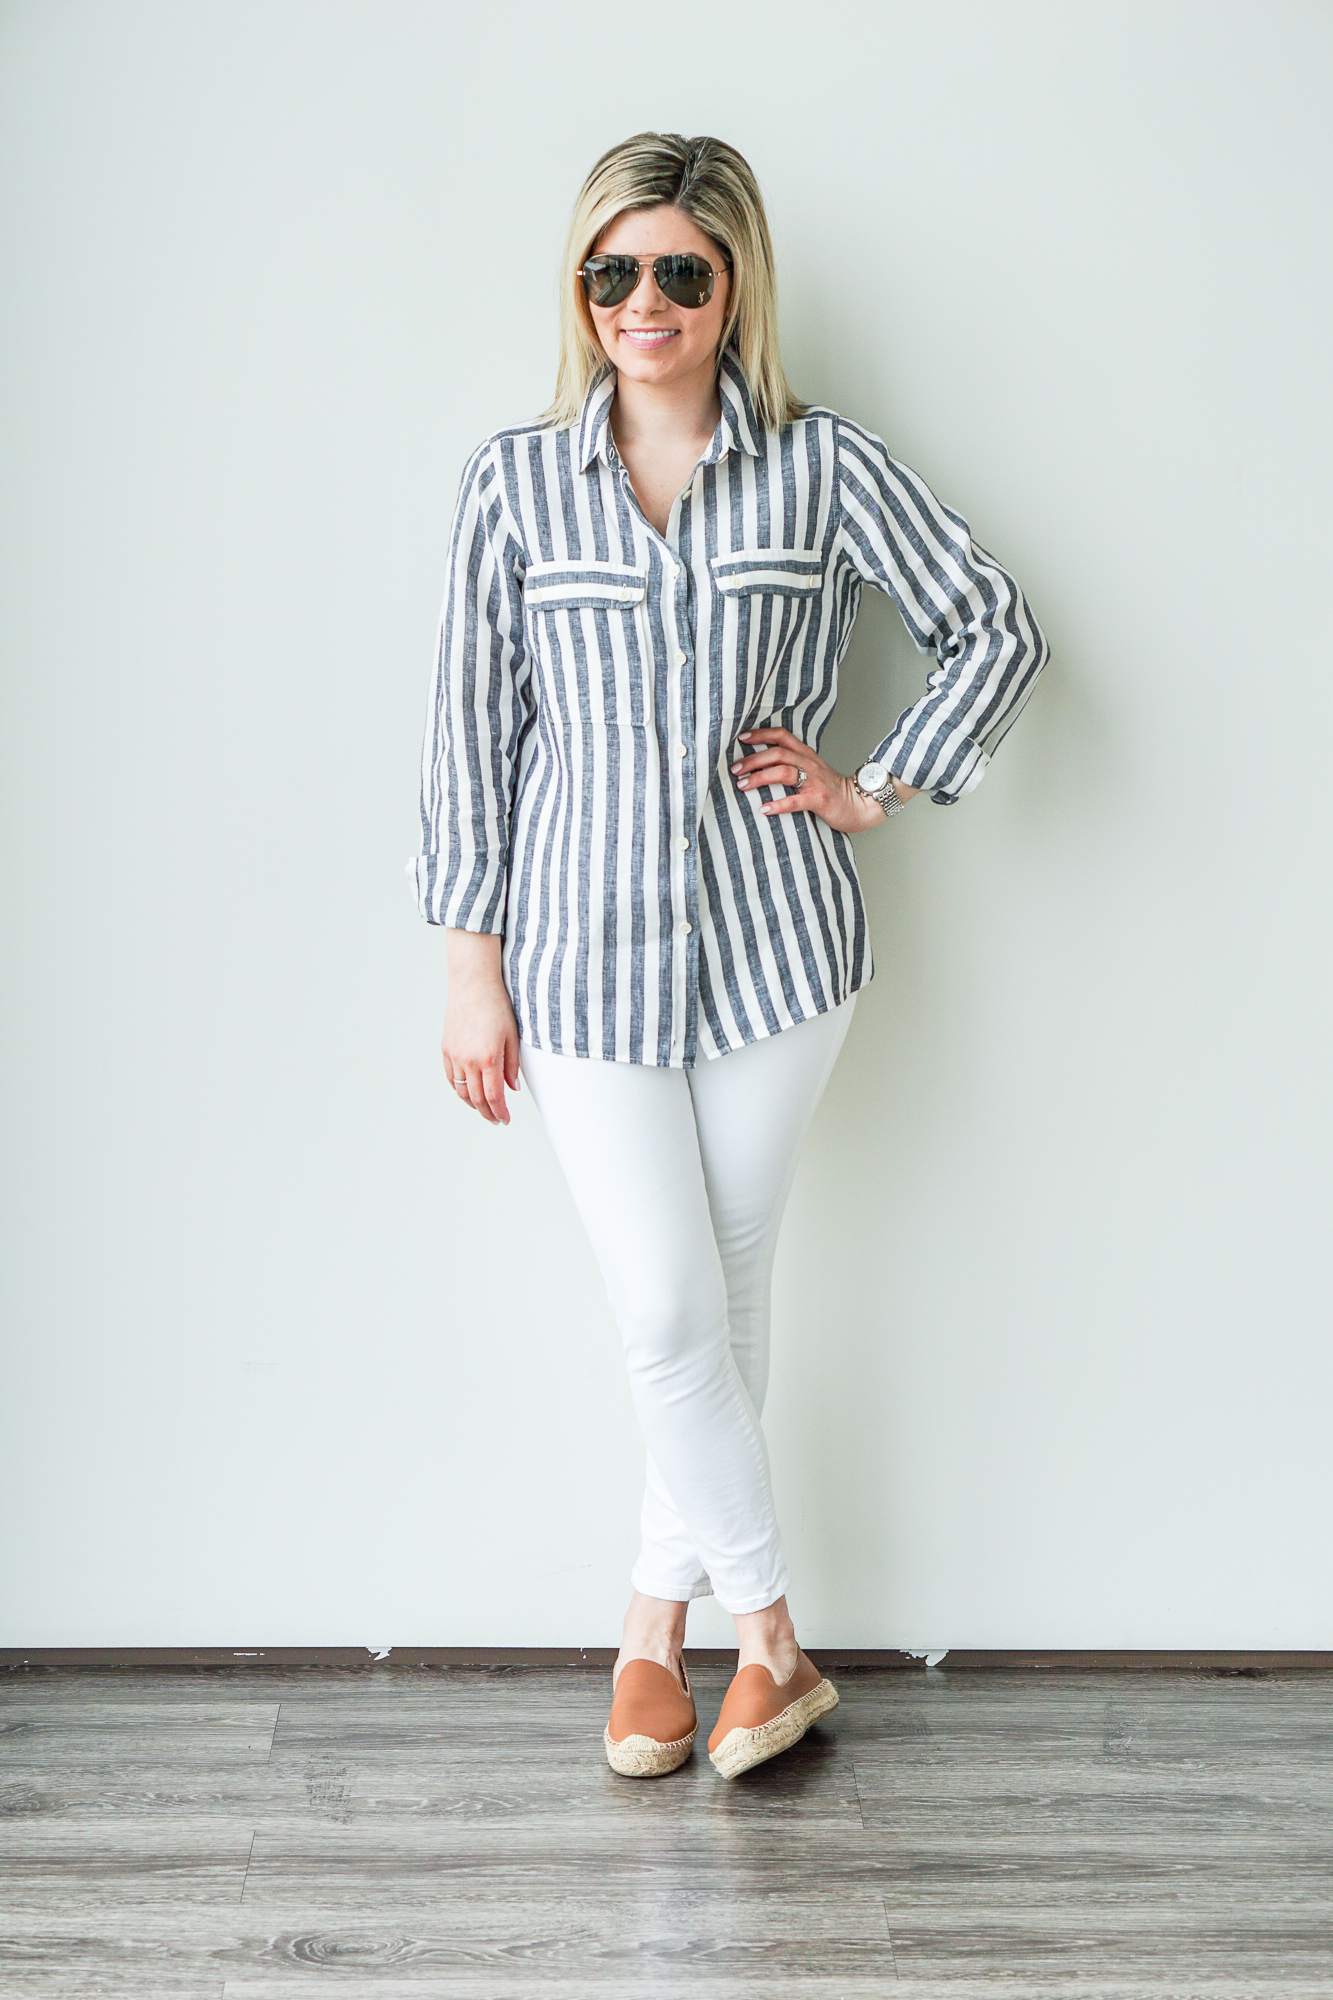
[615,345,695,382]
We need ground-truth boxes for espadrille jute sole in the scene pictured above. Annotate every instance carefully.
[708,1676,839,1778]
[603,1724,697,1778]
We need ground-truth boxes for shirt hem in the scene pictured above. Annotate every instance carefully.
[514,971,872,1070]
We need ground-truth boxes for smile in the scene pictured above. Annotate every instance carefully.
[620,329,680,349]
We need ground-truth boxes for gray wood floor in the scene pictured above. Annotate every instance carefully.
[2,1664,1331,1997]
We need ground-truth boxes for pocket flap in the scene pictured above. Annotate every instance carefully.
[525,561,647,609]
[710,549,823,595]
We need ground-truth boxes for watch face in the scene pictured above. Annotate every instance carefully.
[858,761,888,792]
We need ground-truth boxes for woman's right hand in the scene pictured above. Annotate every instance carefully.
[441,929,520,1126]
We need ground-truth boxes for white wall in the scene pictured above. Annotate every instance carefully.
[2,0,1329,1651]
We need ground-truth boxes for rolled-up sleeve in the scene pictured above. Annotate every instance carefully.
[835,418,1049,803]
[406,440,530,929]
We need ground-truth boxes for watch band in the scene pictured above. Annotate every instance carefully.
[854,759,908,819]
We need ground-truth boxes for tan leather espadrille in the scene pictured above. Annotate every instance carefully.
[707,1649,838,1778]
[604,1658,698,1777]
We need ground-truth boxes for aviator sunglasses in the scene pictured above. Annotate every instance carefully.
[578,250,732,310]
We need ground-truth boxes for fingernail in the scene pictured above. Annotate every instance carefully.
[738,778,748,788]
[739,732,751,740]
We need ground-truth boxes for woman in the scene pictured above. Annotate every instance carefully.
[409,133,1048,1780]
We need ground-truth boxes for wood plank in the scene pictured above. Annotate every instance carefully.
[0,1701,281,1765]
[0,1921,897,1995]
[214,1985,1333,2000]
[0,1828,256,1915]
[886,1913,1333,1981]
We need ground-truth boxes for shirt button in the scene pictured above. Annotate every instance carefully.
[673,648,687,667]
[674,742,688,757]
[676,920,692,936]
[676,835,690,850]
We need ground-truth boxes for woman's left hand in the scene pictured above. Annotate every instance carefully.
[730,725,918,833]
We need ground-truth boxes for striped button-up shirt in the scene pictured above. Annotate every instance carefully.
[408,352,1048,1067]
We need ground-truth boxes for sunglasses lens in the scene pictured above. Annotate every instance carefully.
[655,254,715,307]
[581,256,640,307]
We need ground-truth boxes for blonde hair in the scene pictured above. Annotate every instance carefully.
[542,132,804,434]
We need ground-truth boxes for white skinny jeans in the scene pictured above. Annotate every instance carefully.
[519,998,855,1615]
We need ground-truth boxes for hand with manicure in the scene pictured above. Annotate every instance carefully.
[730,725,918,832]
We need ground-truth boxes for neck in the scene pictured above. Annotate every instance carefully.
[609,355,722,452]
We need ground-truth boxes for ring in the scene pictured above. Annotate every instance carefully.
[797,767,807,786]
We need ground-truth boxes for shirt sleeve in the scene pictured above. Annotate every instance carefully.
[834,417,1050,803]
[406,439,530,930]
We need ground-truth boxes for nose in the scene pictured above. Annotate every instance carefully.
[626,263,668,313]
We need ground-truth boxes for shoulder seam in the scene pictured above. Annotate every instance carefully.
[834,412,889,455]
[486,415,567,449]
[475,435,529,563]
[831,412,847,563]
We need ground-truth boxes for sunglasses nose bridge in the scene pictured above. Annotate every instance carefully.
[627,259,667,308]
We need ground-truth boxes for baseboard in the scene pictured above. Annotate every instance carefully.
[2,1646,1329,1673]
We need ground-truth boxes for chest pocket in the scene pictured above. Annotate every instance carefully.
[709,549,824,597]
[709,548,825,722]
[525,561,649,729]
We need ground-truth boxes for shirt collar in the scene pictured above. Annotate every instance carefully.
[576,348,765,473]
[714,349,764,460]
[576,368,618,471]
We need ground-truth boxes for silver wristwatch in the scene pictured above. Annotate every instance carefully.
[854,758,908,819]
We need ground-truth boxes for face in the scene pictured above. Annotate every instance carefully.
[585,204,731,389]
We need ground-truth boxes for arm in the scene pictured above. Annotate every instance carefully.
[410,439,529,927]
[407,441,529,1123]
[835,417,1050,802]
[729,422,1046,828]
[441,928,519,1127]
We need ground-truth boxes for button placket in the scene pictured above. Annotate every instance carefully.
[614,458,701,1067]
[660,540,698,1065]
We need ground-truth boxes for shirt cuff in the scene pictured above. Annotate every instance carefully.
[404,854,507,932]
[875,726,991,805]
